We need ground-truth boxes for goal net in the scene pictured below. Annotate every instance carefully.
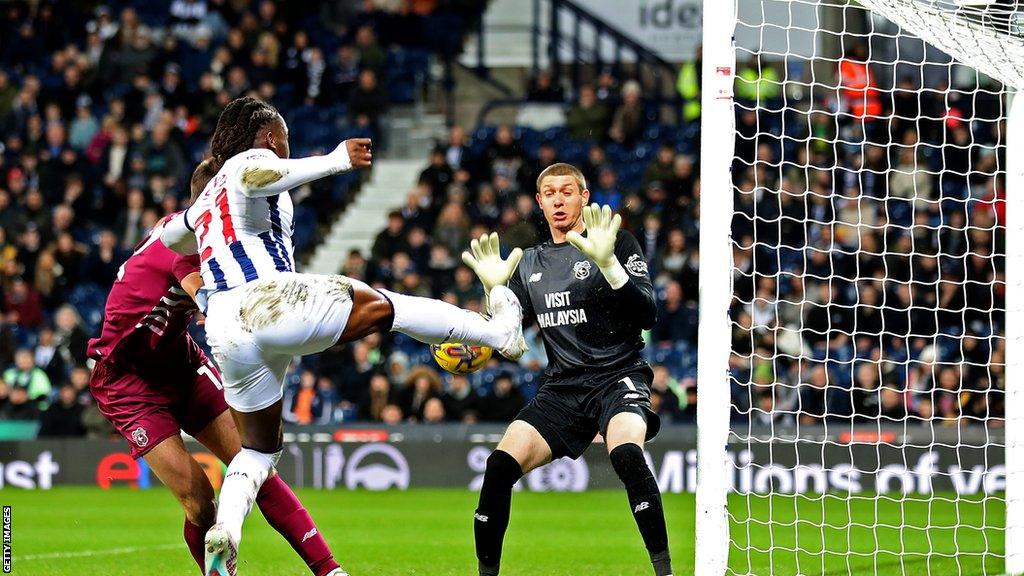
[695,0,1022,574]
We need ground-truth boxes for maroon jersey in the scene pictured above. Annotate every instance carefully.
[87,230,201,375]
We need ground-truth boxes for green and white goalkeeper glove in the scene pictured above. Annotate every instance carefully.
[566,204,629,289]
[461,232,523,311]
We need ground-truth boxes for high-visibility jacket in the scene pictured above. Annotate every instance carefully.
[676,61,701,121]
[734,65,782,104]
[838,59,882,118]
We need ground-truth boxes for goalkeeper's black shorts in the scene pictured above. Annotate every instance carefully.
[515,360,661,460]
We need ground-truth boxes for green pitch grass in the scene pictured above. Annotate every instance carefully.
[4,488,1004,575]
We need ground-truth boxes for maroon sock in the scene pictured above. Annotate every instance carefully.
[257,475,341,576]
[184,520,207,574]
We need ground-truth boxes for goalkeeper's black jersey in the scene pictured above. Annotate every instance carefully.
[508,229,657,381]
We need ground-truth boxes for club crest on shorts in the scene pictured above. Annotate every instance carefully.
[573,260,592,280]
[131,426,149,448]
[625,254,648,277]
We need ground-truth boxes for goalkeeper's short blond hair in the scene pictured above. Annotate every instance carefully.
[536,162,587,193]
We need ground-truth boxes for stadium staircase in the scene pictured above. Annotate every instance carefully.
[459,0,539,69]
[307,158,426,275]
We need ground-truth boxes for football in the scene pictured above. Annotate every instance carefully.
[431,342,493,374]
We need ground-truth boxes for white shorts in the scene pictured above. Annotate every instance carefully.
[204,272,354,412]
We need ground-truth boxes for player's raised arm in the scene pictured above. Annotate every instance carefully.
[236,138,372,198]
[159,211,199,255]
[567,204,657,328]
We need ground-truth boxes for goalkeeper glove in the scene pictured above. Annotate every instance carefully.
[461,232,523,311]
[566,204,629,289]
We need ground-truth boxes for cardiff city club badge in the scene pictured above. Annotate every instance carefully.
[573,260,592,280]
[132,427,149,448]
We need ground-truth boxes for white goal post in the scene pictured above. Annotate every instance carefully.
[695,0,1024,574]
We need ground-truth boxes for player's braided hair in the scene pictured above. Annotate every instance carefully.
[209,96,281,169]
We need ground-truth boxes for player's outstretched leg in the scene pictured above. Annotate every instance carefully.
[379,285,526,360]
[610,443,672,575]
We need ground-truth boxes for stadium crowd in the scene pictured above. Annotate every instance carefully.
[0,0,1004,434]
[0,0,489,436]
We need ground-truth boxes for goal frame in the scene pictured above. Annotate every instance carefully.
[694,0,1024,573]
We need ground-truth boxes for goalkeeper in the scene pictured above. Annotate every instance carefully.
[462,163,672,576]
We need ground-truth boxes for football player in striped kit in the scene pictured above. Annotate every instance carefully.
[161,96,527,576]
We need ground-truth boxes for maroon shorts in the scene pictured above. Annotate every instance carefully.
[89,344,229,459]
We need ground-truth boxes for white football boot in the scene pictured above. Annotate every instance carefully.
[489,285,527,361]
[204,523,238,576]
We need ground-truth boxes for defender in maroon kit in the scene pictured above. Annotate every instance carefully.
[88,229,223,459]
[88,215,347,576]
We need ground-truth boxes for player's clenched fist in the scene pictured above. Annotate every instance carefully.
[462,232,523,297]
[344,138,373,169]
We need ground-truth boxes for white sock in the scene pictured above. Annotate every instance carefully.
[379,290,508,349]
[216,448,280,544]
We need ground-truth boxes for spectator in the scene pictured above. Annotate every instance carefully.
[651,365,685,423]
[353,25,385,77]
[609,80,645,147]
[442,125,475,175]
[500,199,539,251]
[422,397,446,423]
[644,143,677,190]
[419,148,454,201]
[589,167,623,211]
[518,141,558,194]
[362,372,395,422]
[398,366,442,422]
[381,403,404,425]
[69,96,99,151]
[38,384,85,437]
[880,386,908,420]
[566,84,610,140]
[526,69,564,103]
[5,348,52,405]
[327,44,360,102]
[450,265,484,307]
[484,125,525,184]
[82,230,125,289]
[478,372,525,423]
[797,365,828,425]
[5,277,44,328]
[33,327,65,385]
[0,386,39,421]
[442,374,480,422]
[53,305,89,368]
[371,211,408,263]
[286,369,319,425]
[433,202,471,255]
[348,69,387,139]
[652,281,696,346]
[68,365,93,405]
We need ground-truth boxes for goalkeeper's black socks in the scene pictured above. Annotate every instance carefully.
[610,443,673,576]
[474,449,523,576]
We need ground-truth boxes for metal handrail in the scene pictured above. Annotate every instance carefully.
[541,0,684,124]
